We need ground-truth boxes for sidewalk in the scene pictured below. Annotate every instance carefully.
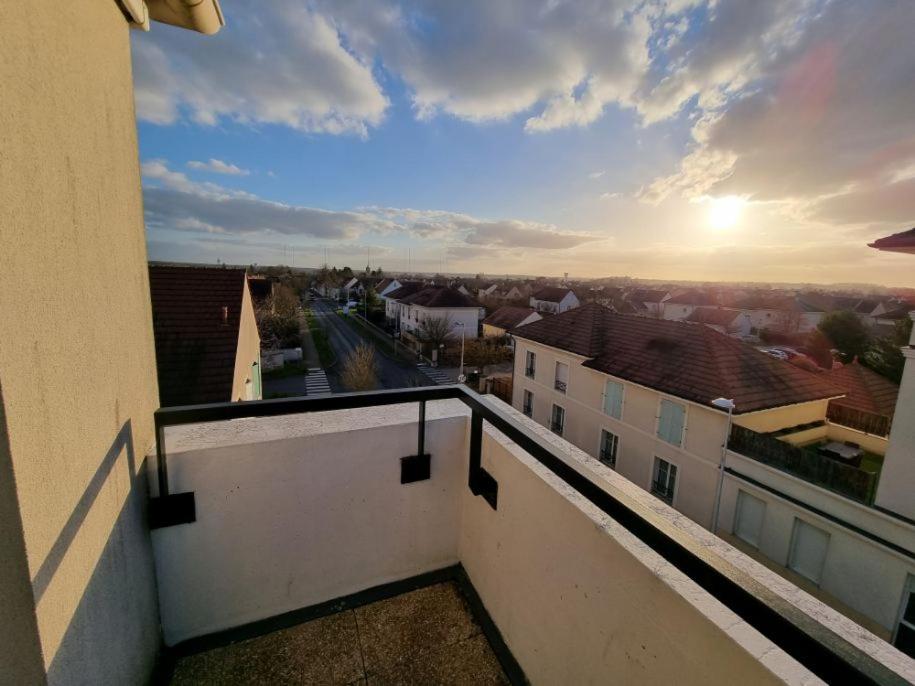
[297,308,322,368]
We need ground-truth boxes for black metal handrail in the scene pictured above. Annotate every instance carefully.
[151,385,901,685]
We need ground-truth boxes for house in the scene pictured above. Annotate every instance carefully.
[7,3,915,684]
[661,291,717,320]
[396,286,484,347]
[383,281,423,327]
[530,286,580,314]
[482,306,542,338]
[626,288,670,317]
[731,294,823,334]
[685,307,753,338]
[342,276,364,301]
[477,283,499,299]
[511,303,915,639]
[823,360,898,437]
[149,266,262,406]
[375,277,402,298]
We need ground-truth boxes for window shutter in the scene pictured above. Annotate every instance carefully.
[603,381,623,419]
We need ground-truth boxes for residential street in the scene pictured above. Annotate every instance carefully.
[310,298,433,392]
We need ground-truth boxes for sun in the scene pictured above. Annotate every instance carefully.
[707,196,745,230]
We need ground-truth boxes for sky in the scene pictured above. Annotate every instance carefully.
[133,0,915,287]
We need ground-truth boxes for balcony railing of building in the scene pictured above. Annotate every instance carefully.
[554,379,567,393]
[729,424,878,504]
[148,386,911,684]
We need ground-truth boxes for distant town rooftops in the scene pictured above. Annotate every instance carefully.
[869,227,915,254]
[511,303,845,413]
[665,290,717,306]
[385,281,424,300]
[148,265,247,406]
[483,306,539,330]
[399,285,481,308]
[628,288,669,303]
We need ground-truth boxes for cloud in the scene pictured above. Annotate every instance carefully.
[132,1,388,136]
[143,162,598,250]
[187,159,250,176]
[589,170,606,179]
[639,0,915,227]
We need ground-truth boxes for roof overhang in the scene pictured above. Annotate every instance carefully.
[123,0,225,34]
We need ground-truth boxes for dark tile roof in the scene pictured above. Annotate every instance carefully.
[685,307,742,327]
[532,286,575,301]
[869,227,915,252]
[628,289,669,303]
[399,286,481,308]
[665,290,717,306]
[149,266,248,407]
[385,282,424,300]
[483,306,538,330]
[823,361,898,418]
[511,303,844,414]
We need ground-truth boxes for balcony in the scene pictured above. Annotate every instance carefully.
[553,379,567,393]
[149,387,912,684]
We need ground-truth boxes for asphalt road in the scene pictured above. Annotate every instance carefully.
[310,298,433,392]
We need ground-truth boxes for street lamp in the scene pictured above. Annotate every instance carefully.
[710,397,736,533]
[457,322,466,382]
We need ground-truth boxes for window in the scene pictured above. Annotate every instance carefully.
[602,380,623,419]
[525,350,536,378]
[522,389,534,417]
[550,404,565,436]
[788,519,830,585]
[554,361,569,393]
[651,457,677,504]
[599,429,618,468]
[657,399,686,446]
[734,491,766,548]
[894,576,915,658]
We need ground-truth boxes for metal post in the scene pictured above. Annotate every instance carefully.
[459,323,466,380]
[156,420,168,497]
[417,400,426,457]
[711,400,735,532]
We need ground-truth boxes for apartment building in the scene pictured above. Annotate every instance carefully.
[511,304,915,645]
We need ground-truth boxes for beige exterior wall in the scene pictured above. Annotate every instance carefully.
[877,327,915,519]
[0,2,161,683]
[231,280,262,401]
[511,338,832,530]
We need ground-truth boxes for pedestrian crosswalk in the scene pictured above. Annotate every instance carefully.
[418,364,453,385]
[305,368,332,395]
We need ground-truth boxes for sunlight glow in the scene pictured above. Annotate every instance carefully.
[707,196,746,230]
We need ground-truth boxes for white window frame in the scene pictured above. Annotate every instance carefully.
[550,403,565,436]
[598,429,619,469]
[787,518,830,585]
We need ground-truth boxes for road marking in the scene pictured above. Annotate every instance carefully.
[418,365,452,385]
[305,368,332,395]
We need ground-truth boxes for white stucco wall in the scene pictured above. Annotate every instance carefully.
[151,402,469,644]
[876,329,915,519]
[146,398,915,681]
[400,305,480,340]
[719,453,915,636]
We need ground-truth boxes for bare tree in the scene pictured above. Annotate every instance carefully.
[417,315,454,350]
[462,339,511,377]
[341,343,379,391]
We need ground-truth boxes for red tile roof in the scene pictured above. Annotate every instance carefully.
[149,266,247,407]
[398,286,481,308]
[483,306,538,330]
[385,282,424,300]
[822,361,898,418]
[511,303,844,413]
[628,289,669,304]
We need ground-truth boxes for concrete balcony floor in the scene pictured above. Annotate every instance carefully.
[168,581,509,685]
